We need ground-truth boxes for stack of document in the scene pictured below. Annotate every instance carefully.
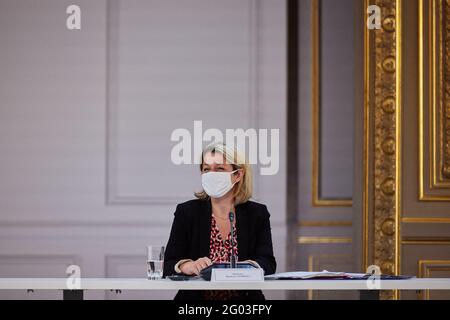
[264,271,369,280]
[265,271,413,280]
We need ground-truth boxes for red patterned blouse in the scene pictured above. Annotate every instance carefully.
[202,214,240,300]
[209,214,238,262]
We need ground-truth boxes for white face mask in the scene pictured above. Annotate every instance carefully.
[201,170,238,199]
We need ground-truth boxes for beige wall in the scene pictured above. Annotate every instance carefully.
[0,0,287,299]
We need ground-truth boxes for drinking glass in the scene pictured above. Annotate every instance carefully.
[147,245,165,280]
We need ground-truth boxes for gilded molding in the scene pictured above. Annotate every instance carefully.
[365,0,402,300]
[373,0,400,276]
[418,260,450,299]
[311,0,352,207]
[297,236,353,244]
[441,0,450,180]
[298,220,353,227]
[402,216,450,223]
[419,0,450,200]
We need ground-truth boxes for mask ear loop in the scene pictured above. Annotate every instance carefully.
[228,170,239,203]
[230,169,241,187]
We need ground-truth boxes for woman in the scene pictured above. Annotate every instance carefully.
[163,142,276,300]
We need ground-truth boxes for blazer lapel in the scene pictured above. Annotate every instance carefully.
[198,199,212,258]
[235,203,249,260]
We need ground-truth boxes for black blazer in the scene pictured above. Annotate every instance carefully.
[163,199,276,300]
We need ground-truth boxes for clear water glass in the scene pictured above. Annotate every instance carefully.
[147,245,165,280]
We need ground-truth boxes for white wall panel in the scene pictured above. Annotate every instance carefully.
[0,0,287,299]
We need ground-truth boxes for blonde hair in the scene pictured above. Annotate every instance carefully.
[194,142,253,205]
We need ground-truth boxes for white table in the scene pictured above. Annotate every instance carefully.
[1,278,450,300]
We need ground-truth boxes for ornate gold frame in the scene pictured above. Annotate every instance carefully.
[419,0,450,200]
[363,0,402,300]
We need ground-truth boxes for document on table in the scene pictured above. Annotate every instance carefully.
[264,271,369,280]
[265,271,414,280]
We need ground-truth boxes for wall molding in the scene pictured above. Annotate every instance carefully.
[105,254,146,277]
[298,220,352,227]
[363,0,402,300]
[402,217,450,223]
[298,236,352,244]
[105,0,261,206]
[307,253,353,299]
[419,0,450,201]
[0,254,80,276]
[311,0,352,207]
[418,259,450,299]
[402,237,450,245]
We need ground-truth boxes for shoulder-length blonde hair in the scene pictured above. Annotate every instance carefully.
[194,142,253,205]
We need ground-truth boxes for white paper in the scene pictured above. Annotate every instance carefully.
[264,270,368,280]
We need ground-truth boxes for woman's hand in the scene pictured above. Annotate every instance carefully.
[179,257,213,275]
[242,259,260,268]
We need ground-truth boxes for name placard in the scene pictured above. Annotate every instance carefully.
[211,268,264,282]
